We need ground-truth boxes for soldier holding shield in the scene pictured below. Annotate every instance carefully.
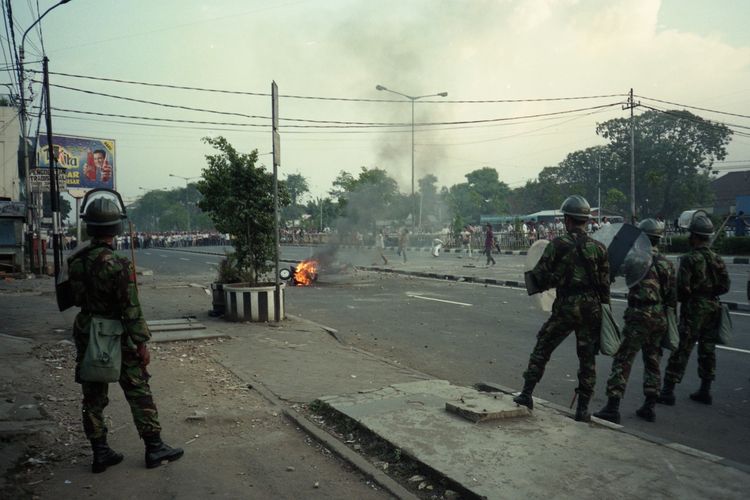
[514,195,610,422]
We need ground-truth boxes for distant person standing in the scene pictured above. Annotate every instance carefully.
[398,228,409,263]
[373,229,388,265]
[461,226,472,258]
[513,195,610,422]
[658,213,730,406]
[735,211,748,237]
[484,223,496,266]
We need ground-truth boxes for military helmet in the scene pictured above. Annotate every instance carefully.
[638,218,664,239]
[560,195,591,221]
[82,197,124,236]
[688,212,714,236]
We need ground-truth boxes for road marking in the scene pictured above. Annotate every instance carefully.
[730,311,750,317]
[206,261,217,265]
[717,345,750,355]
[180,257,190,261]
[145,252,151,255]
[407,294,472,307]
[159,254,168,258]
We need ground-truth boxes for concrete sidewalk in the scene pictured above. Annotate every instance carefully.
[198,314,750,499]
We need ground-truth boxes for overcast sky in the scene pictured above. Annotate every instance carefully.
[7,0,750,203]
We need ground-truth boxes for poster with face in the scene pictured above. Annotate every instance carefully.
[36,134,116,191]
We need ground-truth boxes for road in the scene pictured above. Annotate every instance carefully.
[132,245,750,467]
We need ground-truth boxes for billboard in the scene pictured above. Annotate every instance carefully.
[36,134,116,193]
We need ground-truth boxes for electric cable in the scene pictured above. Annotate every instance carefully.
[636,94,750,120]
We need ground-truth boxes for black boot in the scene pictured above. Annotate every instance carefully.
[657,381,676,406]
[513,380,536,410]
[593,396,621,424]
[90,437,124,474]
[689,379,712,405]
[574,394,591,422]
[636,395,657,422]
[144,434,184,469]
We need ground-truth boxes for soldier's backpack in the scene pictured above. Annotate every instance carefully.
[79,317,124,383]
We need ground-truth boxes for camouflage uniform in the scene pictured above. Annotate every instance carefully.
[605,250,676,398]
[69,240,161,440]
[664,247,730,384]
[522,227,610,398]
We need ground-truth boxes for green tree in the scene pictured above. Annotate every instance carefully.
[446,167,511,223]
[197,137,290,285]
[596,109,732,217]
[285,173,309,206]
[330,167,401,231]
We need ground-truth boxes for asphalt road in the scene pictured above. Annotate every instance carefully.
[133,246,750,467]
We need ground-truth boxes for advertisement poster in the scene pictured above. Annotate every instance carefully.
[36,134,116,193]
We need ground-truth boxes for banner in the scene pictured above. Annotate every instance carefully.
[36,134,116,192]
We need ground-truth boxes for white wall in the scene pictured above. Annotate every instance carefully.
[0,106,20,201]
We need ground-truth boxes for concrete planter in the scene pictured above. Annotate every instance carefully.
[224,283,285,322]
[210,283,225,316]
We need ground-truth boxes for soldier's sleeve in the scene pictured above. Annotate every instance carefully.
[597,244,610,304]
[529,240,560,291]
[676,255,692,303]
[117,257,151,344]
[713,255,731,296]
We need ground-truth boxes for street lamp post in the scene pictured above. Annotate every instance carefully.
[375,84,447,232]
[169,174,199,233]
[17,0,72,273]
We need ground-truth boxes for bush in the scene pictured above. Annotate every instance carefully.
[666,235,750,255]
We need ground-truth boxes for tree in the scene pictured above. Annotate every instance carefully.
[446,167,511,223]
[197,137,290,285]
[596,109,732,217]
[285,173,309,206]
[330,167,401,232]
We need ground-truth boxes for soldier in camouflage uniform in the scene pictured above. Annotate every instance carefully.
[594,219,676,424]
[514,195,610,422]
[69,195,183,473]
[658,212,730,406]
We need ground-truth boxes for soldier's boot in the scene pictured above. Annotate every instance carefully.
[90,437,124,474]
[635,395,657,422]
[593,396,621,424]
[144,434,184,469]
[574,394,591,422]
[689,379,713,405]
[657,381,676,406]
[512,381,536,410]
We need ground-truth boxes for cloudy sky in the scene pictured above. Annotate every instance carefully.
[6,0,750,203]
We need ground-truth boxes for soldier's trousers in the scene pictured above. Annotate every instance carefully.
[664,300,720,384]
[605,307,666,399]
[522,295,601,398]
[75,338,161,440]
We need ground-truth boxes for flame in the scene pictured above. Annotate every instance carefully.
[294,259,318,286]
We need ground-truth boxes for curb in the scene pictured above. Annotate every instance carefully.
[213,354,419,500]
[474,381,750,475]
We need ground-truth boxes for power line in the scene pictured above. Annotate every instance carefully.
[636,94,750,120]
[29,68,626,104]
[639,104,750,138]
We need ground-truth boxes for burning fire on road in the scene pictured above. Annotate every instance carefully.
[292,259,318,286]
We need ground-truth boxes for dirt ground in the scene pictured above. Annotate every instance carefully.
[1,280,390,499]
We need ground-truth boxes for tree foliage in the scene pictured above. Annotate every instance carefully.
[197,136,289,285]
[596,109,731,217]
[330,167,403,231]
[446,167,511,223]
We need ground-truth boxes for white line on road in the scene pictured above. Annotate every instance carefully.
[159,254,168,258]
[407,294,472,307]
[717,345,750,355]
[145,252,151,255]
[206,261,217,265]
[180,257,190,261]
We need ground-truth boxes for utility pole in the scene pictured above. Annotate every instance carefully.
[271,81,281,321]
[43,57,61,279]
[597,151,601,225]
[623,88,640,223]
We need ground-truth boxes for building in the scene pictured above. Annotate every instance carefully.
[0,103,23,272]
[711,170,750,215]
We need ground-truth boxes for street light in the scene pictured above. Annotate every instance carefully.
[169,174,200,232]
[375,84,448,231]
[17,0,72,274]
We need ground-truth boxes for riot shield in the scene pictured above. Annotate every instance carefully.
[592,223,652,288]
[678,210,708,230]
[525,239,555,312]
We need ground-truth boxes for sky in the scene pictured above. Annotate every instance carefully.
[4,0,750,205]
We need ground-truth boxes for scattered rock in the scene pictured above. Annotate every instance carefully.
[313,481,320,489]
[444,490,458,499]
[286,466,295,472]
[185,410,207,422]
[408,474,425,483]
